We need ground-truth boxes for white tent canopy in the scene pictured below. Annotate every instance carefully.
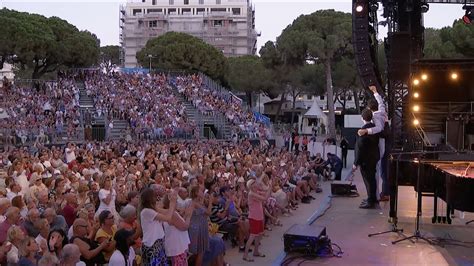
[304,98,327,124]
[0,108,9,119]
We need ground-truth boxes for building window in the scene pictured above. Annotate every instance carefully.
[320,95,325,100]
[152,0,156,5]
[133,9,142,16]
[197,8,205,14]
[210,8,226,13]
[182,8,191,14]
[168,8,176,14]
[199,0,204,4]
[232,8,241,15]
[213,20,223,27]
[147,8,162,13]
[184,0,189,4]
[216,0,221,4]
[169,0,174,5]
[149,20,157,27]
[347,95,352,101]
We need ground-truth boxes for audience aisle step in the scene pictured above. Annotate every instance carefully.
[169,83,234,139]
[170,89,202,138]
[108,119,129,140]
[77,82,107,126]
[78,84,94,108]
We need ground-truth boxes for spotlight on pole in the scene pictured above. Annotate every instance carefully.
[413,105,420,112]
[463,6,473,24]
[421,2,429,13]
[413,92,420,98]
[356,4,364,12]
[413,79,420,86]
[451,72,458,80]
[421,74,428,81]
[370,2,379,12]
[413,119,420,126]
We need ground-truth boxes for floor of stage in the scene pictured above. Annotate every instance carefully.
[225,149,474,266]
[278,170,474,266]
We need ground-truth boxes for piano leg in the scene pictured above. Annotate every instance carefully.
[446,206,452,224]
[432,195,438,224]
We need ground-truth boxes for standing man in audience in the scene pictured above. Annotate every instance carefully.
[357,85,389,201]
[65,143,76,164]
[353,109,380,209]
[340,137,349,168]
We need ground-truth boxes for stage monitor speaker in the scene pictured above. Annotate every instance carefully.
[331,181,358,196]
[283,224,328,254]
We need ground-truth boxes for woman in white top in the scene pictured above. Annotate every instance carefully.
[95,176,118,222]
[109,229,136,266]
[6,225,24,264]
[162,194,193,266]
[12,160,29,194]
[139,188,177,266]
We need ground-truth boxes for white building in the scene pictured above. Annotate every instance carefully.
[260,93,359,116]
[0,63,15,84]
[120,0,258,68]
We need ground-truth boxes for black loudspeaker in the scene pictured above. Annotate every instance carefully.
[386,32,411,81]
[283,224,328,254]
[331,181,358,196]
[352,0,382,90]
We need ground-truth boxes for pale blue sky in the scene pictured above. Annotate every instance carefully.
[1,0,466,51]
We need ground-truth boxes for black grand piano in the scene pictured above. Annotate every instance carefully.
[389,151,474,224]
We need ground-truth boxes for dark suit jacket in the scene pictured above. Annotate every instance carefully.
[354,122,380,167]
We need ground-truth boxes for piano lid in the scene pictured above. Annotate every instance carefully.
[427,161,474,178]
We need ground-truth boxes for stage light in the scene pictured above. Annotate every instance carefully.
[413,105,420,112]
[370,2,379,12]
[451,72,458,80]
[413,119,420,126]
[463,7,473,24]
[421,2,429,13]
[413,79,420,86]
[356,4,364,12]
[413,92,420,98]
[421,74,428,81]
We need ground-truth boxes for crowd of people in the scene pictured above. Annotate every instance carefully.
[172,75,271,140]
[1,71,272,144]
[0,136,345,265]
[0,77,82,145]
[84,72,196,140]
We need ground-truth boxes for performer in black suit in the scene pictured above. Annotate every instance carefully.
[353,109,380,209]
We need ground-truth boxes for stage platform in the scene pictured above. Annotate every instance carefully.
[277,171,474,266]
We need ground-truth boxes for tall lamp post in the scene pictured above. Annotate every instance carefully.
[148,54,153,72]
